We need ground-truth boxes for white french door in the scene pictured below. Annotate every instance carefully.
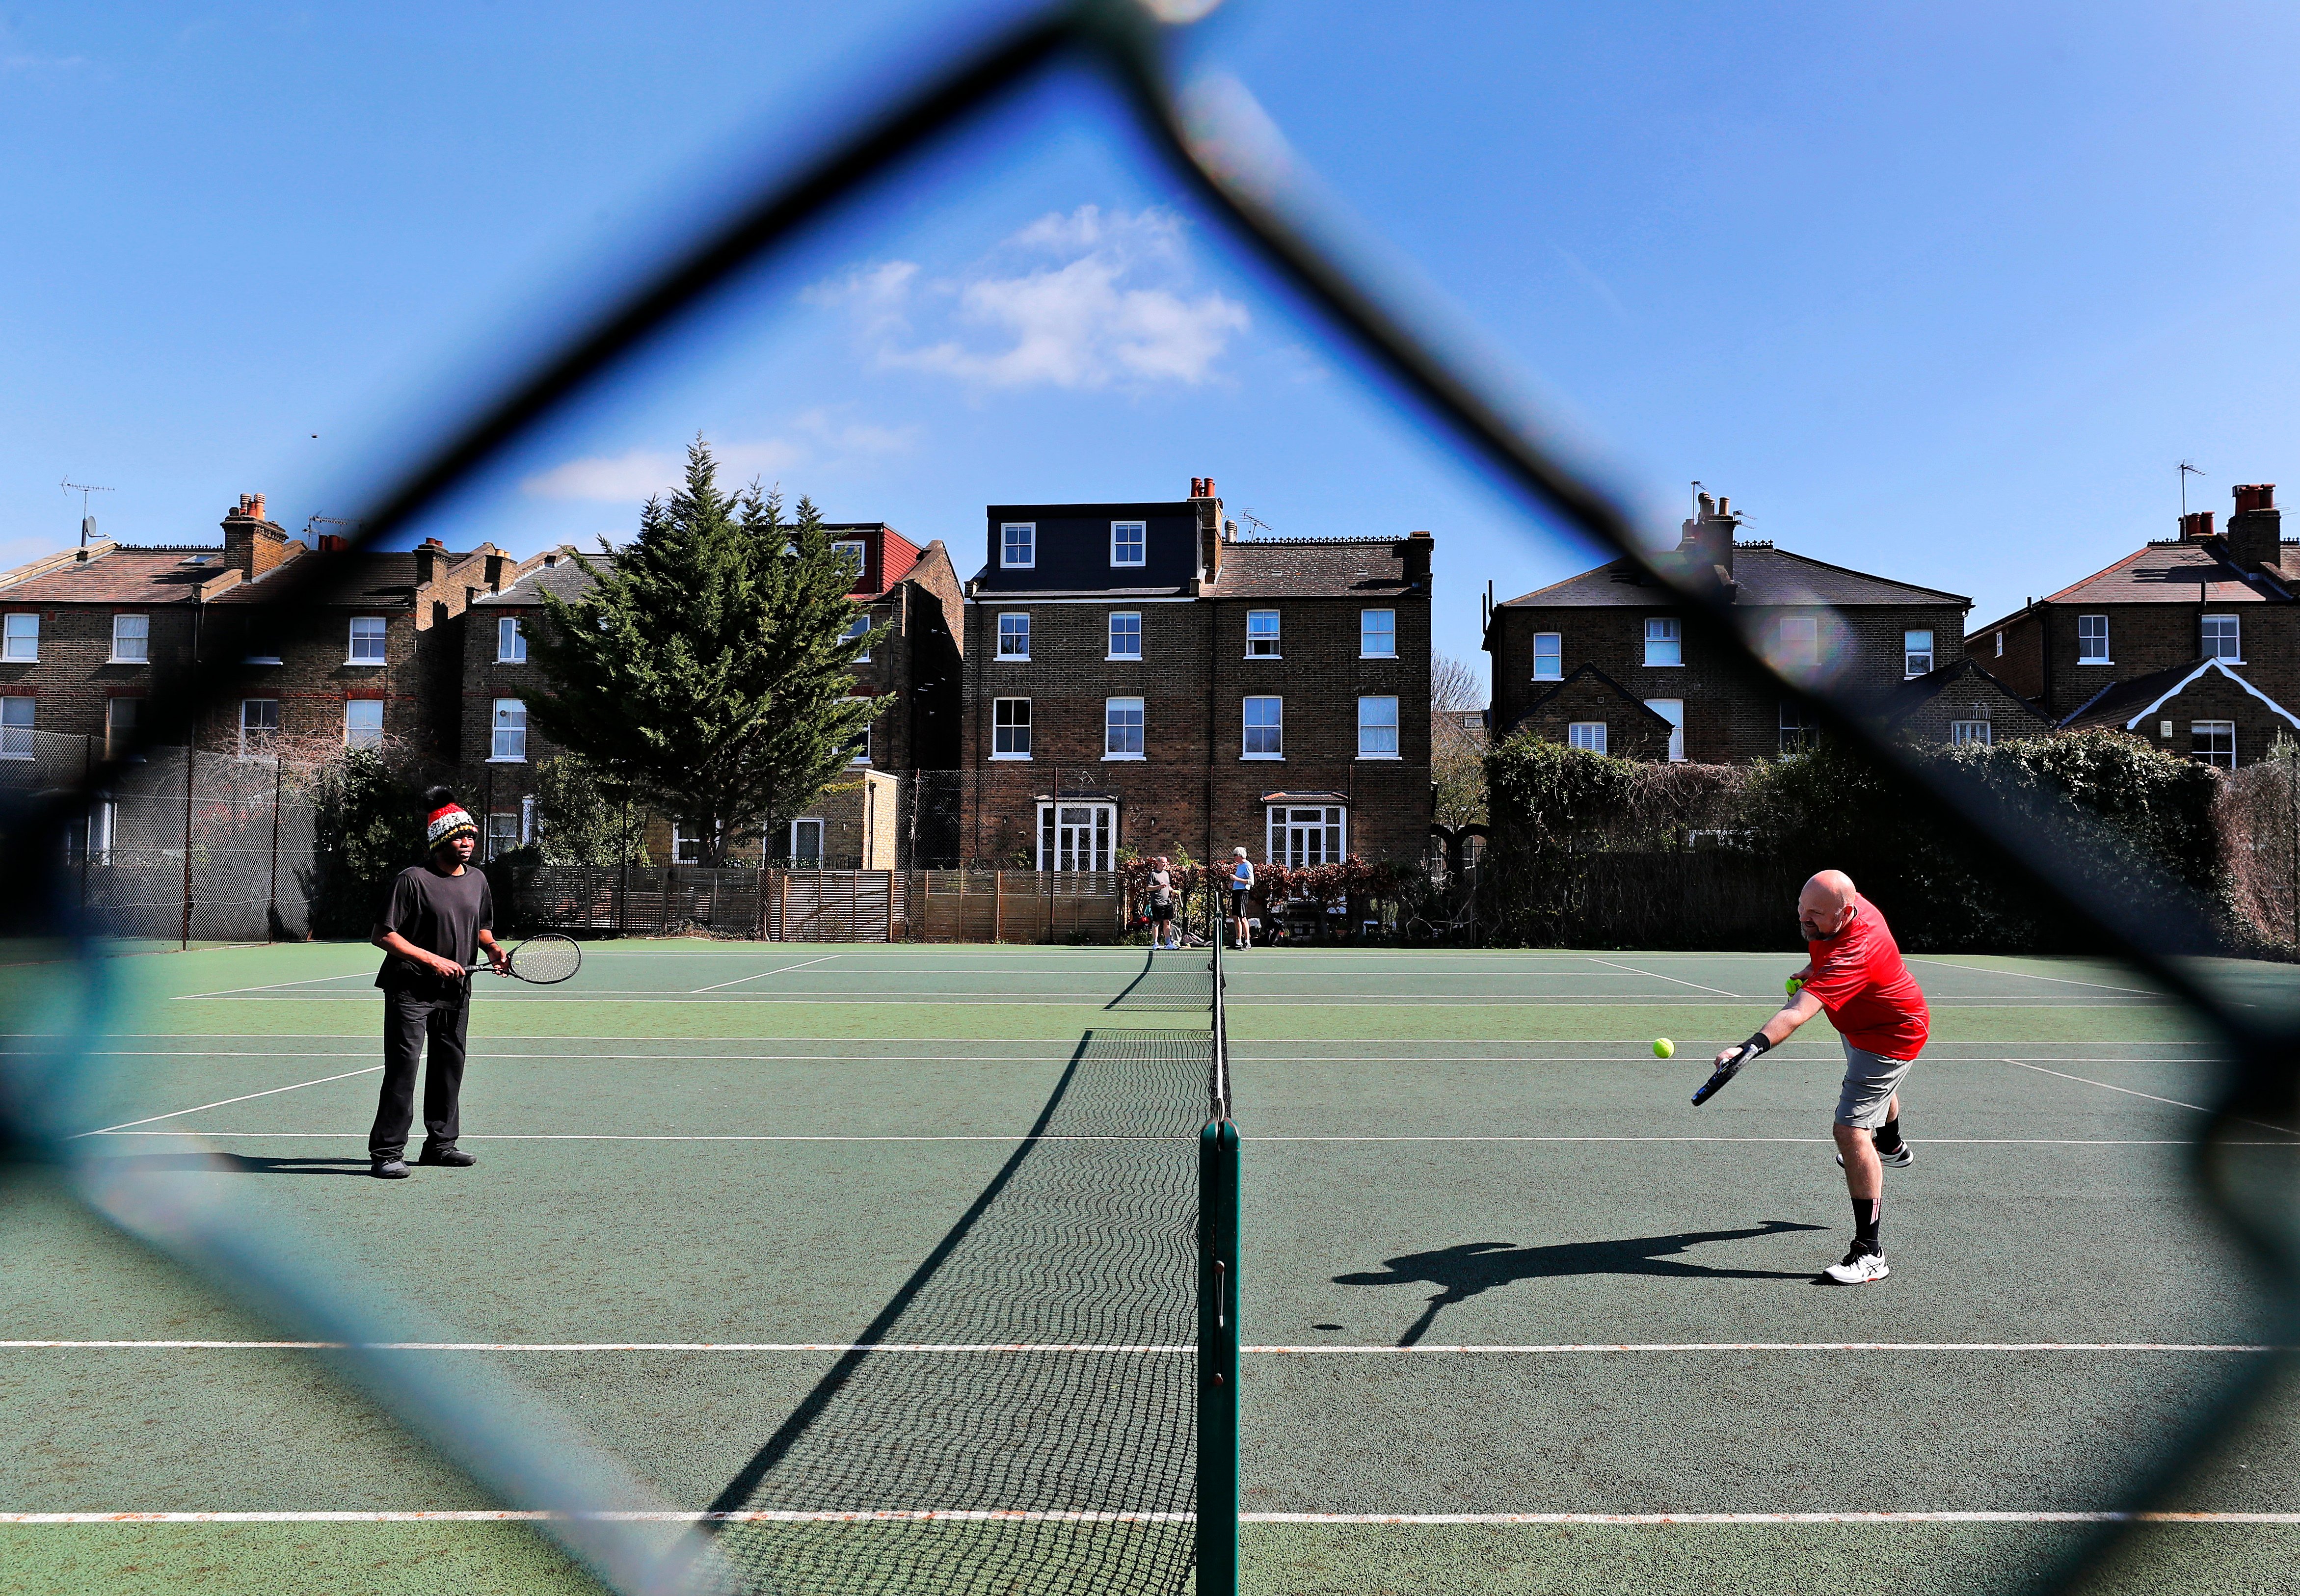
[1037,801,1115,870]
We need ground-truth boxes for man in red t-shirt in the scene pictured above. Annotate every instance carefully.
[1708,868,1928,1284]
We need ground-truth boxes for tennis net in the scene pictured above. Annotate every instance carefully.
[703,992,1228,1592]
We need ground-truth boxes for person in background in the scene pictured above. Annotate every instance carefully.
[1148,855,1177,949]
[1229,846,1256,951]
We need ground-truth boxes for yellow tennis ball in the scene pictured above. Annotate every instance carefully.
[1786,976,1804,998]
[1653,1037,1675,1059]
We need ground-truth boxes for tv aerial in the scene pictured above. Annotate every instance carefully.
[1238,507,1275,536]
[61,479,114,547]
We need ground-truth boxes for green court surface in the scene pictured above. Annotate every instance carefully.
[4,940,2299,1596]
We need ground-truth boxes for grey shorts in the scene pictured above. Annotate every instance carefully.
[1836,1039,1915,1129]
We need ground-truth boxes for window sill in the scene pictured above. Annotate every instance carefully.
[999,562,1035,571]
[1105,654,1142,662]
[1111,562,1146,571]
[1532,672,1562,683]
[2077,659,2113,666]
[1357,752,1401,761]
[242,656,283,666]
[107,657,148,667]
[995,655,1030,663]
[1361,652,1398,661]
[850,758,872,766]
[495,656,527,665]
[344,659,385,667]
[485,756,527,764]
[1241,753,1284,762]
[1101,752,1145,761]
[1244,653,1282,661]
[1,656,38,665]
[0,752,30,762]
[990,752,1032,761]
[1643,661,1684,668]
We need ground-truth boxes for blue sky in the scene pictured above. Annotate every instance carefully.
[6,1,2300,683]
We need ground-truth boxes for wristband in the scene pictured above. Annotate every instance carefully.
[1739,1031,1772,1059]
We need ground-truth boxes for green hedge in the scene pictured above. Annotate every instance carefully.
[1483,730,2235,953]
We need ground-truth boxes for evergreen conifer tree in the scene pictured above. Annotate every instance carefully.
[526,438,885,866]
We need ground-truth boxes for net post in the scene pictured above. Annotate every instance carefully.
[1197,1115,1240,1595]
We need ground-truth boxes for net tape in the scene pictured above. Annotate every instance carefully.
[0,2,2285,1593]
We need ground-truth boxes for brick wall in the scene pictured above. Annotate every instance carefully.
[1492,600,1969,761]
[2016,601,2300,721]
[958,587,1432,865]
[2114,669,2294,766]
[0,602,198,747]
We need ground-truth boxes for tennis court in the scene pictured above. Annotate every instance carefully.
[4,941,2298,1595]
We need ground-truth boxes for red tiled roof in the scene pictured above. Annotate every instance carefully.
[0,546,229,604]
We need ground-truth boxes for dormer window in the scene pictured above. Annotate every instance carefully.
[1001,523,1035,568]
[831,541,867,585]
[1111,521,1146,567]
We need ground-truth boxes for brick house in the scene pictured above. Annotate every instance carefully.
[1485,494,1983,761]
[461,525,964,865]
[1969,483,2300,766]
[957,479,1433,869]
[0,494,537,764]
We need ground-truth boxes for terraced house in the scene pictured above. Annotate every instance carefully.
[0,494,540,764]
[1973,483,2300,767]
[957,479,1433,869]
[1484,494,2044,761]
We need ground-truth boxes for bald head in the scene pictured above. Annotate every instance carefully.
[1798,870,1857,940]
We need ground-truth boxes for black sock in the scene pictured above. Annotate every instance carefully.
[1852,1197,1881,1252]
[1872,1117,1903,1154]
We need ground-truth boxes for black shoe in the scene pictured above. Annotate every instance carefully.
[418,1145,477,1168]
[371,1157,410,1179]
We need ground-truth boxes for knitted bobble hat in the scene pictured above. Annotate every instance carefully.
[423,786,479,848]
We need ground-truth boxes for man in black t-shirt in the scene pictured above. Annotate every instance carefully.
[368,788,508,1179]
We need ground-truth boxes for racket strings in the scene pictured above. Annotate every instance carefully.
[510,935,582,984]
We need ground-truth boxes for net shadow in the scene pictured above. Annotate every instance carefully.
[706,1026,1206,1595]
[1105,949,1215,1013]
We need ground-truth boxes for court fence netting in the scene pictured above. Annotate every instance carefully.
[3,3,2294,1595]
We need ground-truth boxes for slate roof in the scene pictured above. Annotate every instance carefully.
[476,551,610,607]
[1870,658,2048,727]
[2059,658,2300,732]
[209,550,446,607]
[0,545,229,603]
[1215,537,1413,600]
[2038,539,2292,607]
[1501,544,1969,610]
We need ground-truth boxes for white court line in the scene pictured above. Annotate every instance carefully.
[2,1339,2273,1354]
[2001,1058,2300,1140]
[1907,958,2159,996]
[169,973,374,1001]
[688,955,837,994]
[1586,958,1739,997]
[72,1066,382,1137]
[5,1509,2297,1526]
[0,1340,1192,1352]
[89,1132,1184,1143]
[83,1132,2300,1148]
[1247,1512,2300,1525]
[160,994,2172,1008]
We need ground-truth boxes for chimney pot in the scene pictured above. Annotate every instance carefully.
[1715,496,1729,516]
[2237,483,2276,514]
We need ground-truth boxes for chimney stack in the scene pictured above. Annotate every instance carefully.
[1400,530,1433,588]
[221,492,298,578]
[1677,489,1740,592]
[414,536,450,586]
[1192,478,1224,587]
[2228,483,2281,572]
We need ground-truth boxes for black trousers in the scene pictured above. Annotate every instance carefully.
[370,988,470,1160]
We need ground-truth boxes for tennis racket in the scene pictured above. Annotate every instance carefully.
[1691,1042,1760,1107]
[471,933,582,985]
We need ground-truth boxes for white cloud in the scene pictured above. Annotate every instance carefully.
[519,421,902,504]
[521,448,682,502]
[812,205,1250,390]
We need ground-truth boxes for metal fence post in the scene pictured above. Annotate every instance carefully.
[179,738,195,949]
[267,753,284,942]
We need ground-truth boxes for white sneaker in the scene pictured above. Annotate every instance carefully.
[1823,1245,1890,1285]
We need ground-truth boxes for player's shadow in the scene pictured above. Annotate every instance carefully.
[94,1152,376,1178]
[1336,1221,1830,1346]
